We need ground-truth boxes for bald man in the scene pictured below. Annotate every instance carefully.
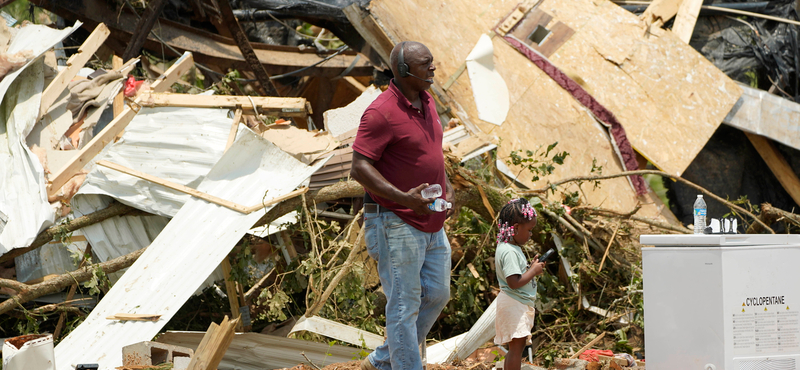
[350,41,454,370]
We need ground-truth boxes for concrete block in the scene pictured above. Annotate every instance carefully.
[122,341,193,366]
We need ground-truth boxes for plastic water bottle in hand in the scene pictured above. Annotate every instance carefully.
[421,184,442,199]
[693,194,707,234]
[428,198,452,212]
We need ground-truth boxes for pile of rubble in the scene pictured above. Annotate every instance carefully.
[1,0,799,369]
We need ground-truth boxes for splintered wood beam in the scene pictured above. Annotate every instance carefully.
[112,55,125,117]
[39,23,110,119]
[641,0,683,28]
[225,108,243,151]
[745,132,800,207]
[216,0,280,96]
[139,93,309,116]
[187,316,238,370]
[122,0,168,61]
[220,258,243,332]
[672,0,702,43]
[343,4,394,66]
[47,52,194,197]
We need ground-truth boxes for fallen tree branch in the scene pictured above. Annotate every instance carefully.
[304,209,365,317]
[577,207,691,234]
[522,169,774,234]
[0,201,140,264]
[252,180,365,229]
[747,203,800,233]
[0,247,146,316]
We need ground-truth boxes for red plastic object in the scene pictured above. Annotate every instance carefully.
[579,349,614,362]
[123,75,144,98]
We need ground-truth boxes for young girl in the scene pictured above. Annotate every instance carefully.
[494,198,545,370]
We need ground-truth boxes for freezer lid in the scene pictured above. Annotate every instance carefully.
[640,234,800,247]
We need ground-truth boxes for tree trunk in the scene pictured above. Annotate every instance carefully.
[0,202,139,264]
[0,247,146,315]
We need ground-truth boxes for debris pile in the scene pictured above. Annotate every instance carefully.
[0,0,799,369]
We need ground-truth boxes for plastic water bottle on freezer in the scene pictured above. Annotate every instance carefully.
[421,184,442,199]
[693,194,707,234]
[428,198,452,212]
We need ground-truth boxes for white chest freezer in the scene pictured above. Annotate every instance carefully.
[641,234,800,370]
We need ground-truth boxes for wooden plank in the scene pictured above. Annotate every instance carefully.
[139,93,309,116]
[343,76,367,93]
[745,132,800,207]
[46,53,194,197]
[537,21,576,58]
[122,0,168,61]
[97,160,252,213]
[188,316,239,370]
[96,160,310,214]
[225,108,243,151]
[112,55,125,118]
[442,62,466,91]
[39,23,110,119]
[672,0,702,43]
[641,0,683,27]
[220,258,243,331]
[343,4,395,66]
[569,332,605,359]
[151,52,196,93]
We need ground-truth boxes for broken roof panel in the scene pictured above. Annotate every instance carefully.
[0,22,81,255]
[54,130,328,370]
[75,107,238,218]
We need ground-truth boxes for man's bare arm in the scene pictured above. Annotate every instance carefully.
[350,151,433,215]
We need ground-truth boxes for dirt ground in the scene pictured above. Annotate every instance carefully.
[284,360,495,370]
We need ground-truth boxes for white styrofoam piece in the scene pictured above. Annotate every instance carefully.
[465,33,509,126]
[640,234,800,247]
[0,22,81,255]
[724,83,800,151]
[76,107,238,218]
[54,131,329,370]
[323,85,381,140]
[157,331,361,370]
[289,315,385,349]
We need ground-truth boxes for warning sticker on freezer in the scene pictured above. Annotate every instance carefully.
[733,309,800,355]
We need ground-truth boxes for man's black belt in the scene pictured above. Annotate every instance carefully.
[364,203,382,214]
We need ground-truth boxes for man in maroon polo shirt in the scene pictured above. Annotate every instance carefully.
[351,41,454,370]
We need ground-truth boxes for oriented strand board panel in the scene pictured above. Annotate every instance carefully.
[369,0,654,215]
[369,0,740,208]
[542,0,742,176]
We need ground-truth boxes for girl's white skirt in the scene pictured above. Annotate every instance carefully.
[493,290,536,345]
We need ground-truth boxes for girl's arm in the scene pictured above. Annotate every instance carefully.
[506,257,545,289]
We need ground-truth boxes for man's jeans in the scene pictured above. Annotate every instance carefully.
[364,209,451,370]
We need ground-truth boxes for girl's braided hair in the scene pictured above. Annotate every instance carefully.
[496,198,537,244]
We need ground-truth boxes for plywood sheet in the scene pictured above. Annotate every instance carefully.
[546,0,741,176]
[370,0,740,209]
[370,0,649,215]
